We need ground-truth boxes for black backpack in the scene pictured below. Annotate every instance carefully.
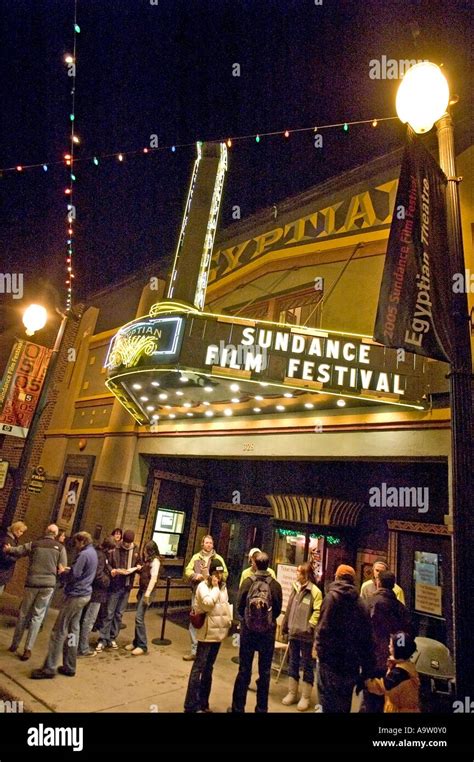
[244,574,273,633]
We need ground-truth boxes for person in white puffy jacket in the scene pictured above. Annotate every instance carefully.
[183,557,232,713]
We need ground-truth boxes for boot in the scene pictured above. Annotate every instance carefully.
[297,681,313,711]
[281,676,299,706]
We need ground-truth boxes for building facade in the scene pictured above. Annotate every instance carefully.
[2,143,473,652]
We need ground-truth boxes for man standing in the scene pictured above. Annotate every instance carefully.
[95,529,141,651]
[0,521,28,595]
[7,524,67,661]
[228,551,283,713]
[315,564,375,713]
[31,531,97,679]
[183,535,227,661]
[361,559,405,604]
[360,570,413,713]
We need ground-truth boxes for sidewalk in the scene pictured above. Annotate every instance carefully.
[0,597,301,714]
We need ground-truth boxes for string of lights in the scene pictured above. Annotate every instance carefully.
[1,115,398,176]
[63,1,80,311]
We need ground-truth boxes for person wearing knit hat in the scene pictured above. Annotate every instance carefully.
[335,564,356,580]
[314,564,375,713]
[95,529,141,652]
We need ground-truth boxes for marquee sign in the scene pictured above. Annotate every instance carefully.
[105,302,445,425]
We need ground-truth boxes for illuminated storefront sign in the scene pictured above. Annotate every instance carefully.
[105,316,184,370]
[106,303,445,425]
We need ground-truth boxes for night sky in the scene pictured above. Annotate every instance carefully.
[0,0,471,339]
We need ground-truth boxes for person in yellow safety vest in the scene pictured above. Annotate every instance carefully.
[239,548,276,587]
[360,560,405,604]
[183,535,228,661]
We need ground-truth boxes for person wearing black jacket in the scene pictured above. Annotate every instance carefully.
[315,564,375,713]
[360,570,413,713]
[0,521,28,595]
[228,551,283,714]
[78,537,115,656]
[95,530,141,651]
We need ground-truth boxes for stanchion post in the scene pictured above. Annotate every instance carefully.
[152,577,172,646]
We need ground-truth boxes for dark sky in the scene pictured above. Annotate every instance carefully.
[0,0,471,324]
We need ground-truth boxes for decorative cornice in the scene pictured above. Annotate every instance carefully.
[387,520,451,535]
[212,501,272,516]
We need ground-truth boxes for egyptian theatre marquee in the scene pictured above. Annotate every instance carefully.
[105,142,444,426]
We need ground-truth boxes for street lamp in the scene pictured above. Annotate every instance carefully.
[22,304,48,336]
[396,62,474,699]
[3,305,69,527]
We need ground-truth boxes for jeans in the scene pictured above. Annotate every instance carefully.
[11,587,54,652]
[231,626,275,712]
[317,662,356,713]
[184,641,221,712]
[288,638,315,685]
[43,594,90,674]
[78,601,101,655]
[133,591,153,650]
[99,588,129,644]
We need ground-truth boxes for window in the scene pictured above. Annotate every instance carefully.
[278,287,324,329]
[152,507,185,557]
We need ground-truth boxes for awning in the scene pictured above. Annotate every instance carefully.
[266,494,363,527]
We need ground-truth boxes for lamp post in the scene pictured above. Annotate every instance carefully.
[2,306,69,528]
[396,62,474,699]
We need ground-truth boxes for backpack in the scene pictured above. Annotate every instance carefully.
[244,574,273,633]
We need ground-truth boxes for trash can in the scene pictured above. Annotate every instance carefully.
[411,636,455,712]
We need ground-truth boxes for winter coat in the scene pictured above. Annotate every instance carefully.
[237,571,283,629]
[90,548,112,604]
[368,588,413,671]
[315,579,375,678]
[239,565,276,587]
[138,557,160,596]
[7,536,67,589]
[194,580,232,642]
[361,579,405,605]
[0,530,20,586]
[185,550,228,589]
[109,543,140,591]
[282,581,322,642]
[366,660,420,712]
[64,543,98,598]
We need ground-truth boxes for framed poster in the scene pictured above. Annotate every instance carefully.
[56,475,84,534]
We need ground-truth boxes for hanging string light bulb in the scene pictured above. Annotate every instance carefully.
[64,0,79,313]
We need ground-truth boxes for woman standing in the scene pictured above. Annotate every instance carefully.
[125,541,160,655]
[281,562,322,711]
[184,558,232,713]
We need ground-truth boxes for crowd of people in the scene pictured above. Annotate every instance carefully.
[0,523,419,713]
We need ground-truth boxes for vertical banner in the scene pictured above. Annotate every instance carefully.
[0,340,53,438]
[374,133,452,362]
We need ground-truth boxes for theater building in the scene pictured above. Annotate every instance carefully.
[9,140,474,650]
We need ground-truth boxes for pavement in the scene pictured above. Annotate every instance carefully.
[0,594,318,714]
